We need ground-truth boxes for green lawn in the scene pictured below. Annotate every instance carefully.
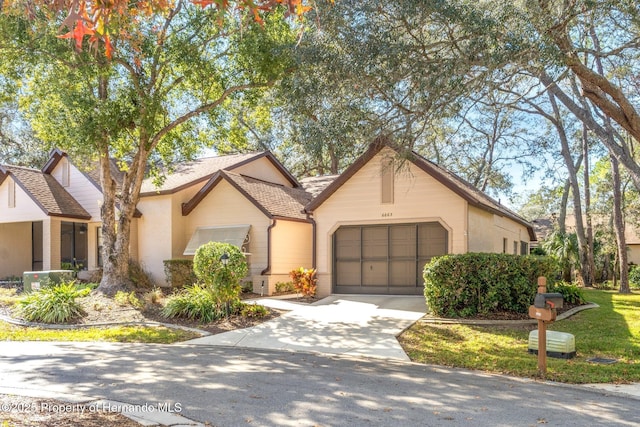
[0,288,199,343]
[399,289,640,383]
[0,320,199,343]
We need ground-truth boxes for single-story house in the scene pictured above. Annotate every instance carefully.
[135,151,313,294]
[305,140,536,296]
[0,139,536,297]
[0,149,116,278]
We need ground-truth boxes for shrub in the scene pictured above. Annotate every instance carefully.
[163,259,196,288]
[290,267,317,298]
[114,290,143,309]
[143,287,164,305]
[275,281,295,294]
[18,281,90,323]
[193,242,248,287]
[239,302,269,318]
[162,284,241,323]
[547,281,586,305]
[423,253,556,318]
[193,242,248,309]
[629,265,640,289]
[129,260,154,289]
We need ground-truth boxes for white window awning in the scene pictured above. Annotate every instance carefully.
[183,225,251,256]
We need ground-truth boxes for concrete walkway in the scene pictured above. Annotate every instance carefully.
[186,295,427,360]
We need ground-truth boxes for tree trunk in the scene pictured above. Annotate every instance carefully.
[581,124,596,287]
[97,146,133,295]
[610,148,630,294]
[548,91,591,286]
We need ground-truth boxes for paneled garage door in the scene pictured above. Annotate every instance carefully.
[333,222,448,295]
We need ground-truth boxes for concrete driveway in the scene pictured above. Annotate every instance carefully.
[186,295,427,360]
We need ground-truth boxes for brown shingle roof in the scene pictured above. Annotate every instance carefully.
[140,152,299,196]
[182,170,311,221]
[1,165,91,219]
[305,139,536,240]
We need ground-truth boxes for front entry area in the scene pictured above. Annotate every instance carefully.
[333,222,448,295]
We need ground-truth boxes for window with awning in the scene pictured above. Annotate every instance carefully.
[183,225,251,256]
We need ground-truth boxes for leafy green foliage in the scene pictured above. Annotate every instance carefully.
[193,242,248,287]
[18,281,90,323]
[162,283,244,323]
[239,303,269,318]
[628,265,640,289]
[114,290,143,309]
[275,281,295,293]
[547,281,586,305]
[423,253,556,318]
[163,259,197,288]
[162,284,222,323]
[290,267,317,298]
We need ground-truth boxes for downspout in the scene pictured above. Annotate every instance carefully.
[308,213,317,270]
[260,219,277,275]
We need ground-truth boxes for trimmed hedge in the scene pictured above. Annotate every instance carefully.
[423,253,556,318]
[163,259,196,288]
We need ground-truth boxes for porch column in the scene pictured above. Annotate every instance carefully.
[42,218,61,270]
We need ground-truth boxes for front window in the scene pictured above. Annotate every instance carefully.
[60,222,88,270]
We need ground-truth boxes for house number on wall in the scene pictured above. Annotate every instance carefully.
[382,212,393,217]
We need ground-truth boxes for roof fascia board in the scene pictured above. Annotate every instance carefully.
[183,170,273,219]
[305,138,535,239]
[41,148,67,174]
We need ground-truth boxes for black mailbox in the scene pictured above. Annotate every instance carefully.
[534,292,564,309]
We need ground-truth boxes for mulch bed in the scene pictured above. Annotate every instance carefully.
[1,288,286,335]
[461,302,583,321]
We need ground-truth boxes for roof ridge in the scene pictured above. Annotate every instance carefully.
[2,164,42,172]
[196,151,265,161]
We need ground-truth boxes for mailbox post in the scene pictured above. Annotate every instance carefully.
[528,277,564,376]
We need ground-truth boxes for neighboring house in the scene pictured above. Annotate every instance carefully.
[538,214,640,265]
[0,140,536,297]
[305,140,536,296]
[0,149,120,279]
[135,151,313,293]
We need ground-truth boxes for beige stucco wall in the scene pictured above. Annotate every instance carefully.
[136,195,174,286]
[0,222,32,278]
[42,218,61,271]
[233,157,294,187]
[468,206,530,254]
[136,182,202,286]
[267,220,313,294]
[312,148,467,297]
[185,180,271,292]
[628,245,640,266]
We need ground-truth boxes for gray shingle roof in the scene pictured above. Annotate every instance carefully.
[300,175,340,197]
[1,165,91,219]
[140,152,267,195]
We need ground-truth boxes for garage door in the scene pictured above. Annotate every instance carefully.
[333,222,448,294]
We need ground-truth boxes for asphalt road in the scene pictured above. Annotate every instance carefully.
[0,341,638,427]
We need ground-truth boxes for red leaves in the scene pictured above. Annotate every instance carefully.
[15,0,317,58]
[56,1,94,50]
[57,16,94,49]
